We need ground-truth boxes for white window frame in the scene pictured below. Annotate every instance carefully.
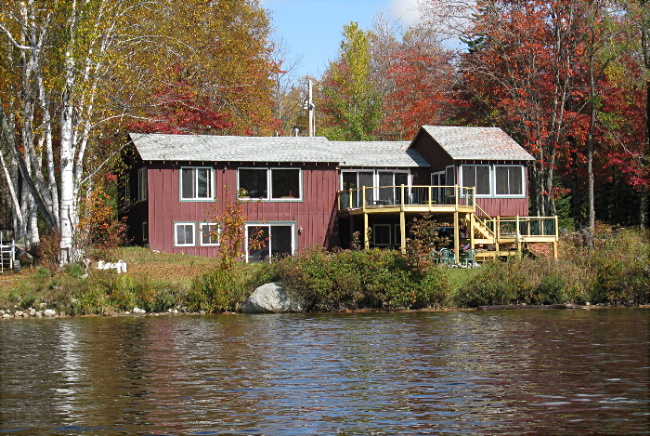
[430,171,446,203]
[373,223,392,247]
[199,222,220,246]
[244,222,296,262]
[460,164,491,197]
[137,167,147,202]
[237,167,303,201]
[174,222,195,247]
[180,167,214,201]
[494,165,525,197]
[340,169,411,190]
[445,165,455,197]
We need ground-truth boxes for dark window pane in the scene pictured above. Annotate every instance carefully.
[239,169,268,198]
[373,224,391,246]
[197,168,211,198]
[270,225,292,257]
[359,172,374,205]
[248,226,269,262]
[181,169,194,199]
[476,166,491,195]
[271,169,300,199]
[496,167,509,195]
[342,172,357,190]
[509,167,523,195]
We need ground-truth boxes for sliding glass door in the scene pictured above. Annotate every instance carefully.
[246,224,295,262]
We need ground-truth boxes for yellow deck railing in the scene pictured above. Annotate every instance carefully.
[337,185,476,211]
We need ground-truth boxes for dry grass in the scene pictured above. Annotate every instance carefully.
[117,247,217,285]
[0,246,218,301]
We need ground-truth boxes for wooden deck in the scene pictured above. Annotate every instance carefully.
[338,185,559,261]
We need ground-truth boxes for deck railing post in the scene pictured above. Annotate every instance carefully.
[400,184,405,209]
[364,212,369,250]
[516,215,522,258]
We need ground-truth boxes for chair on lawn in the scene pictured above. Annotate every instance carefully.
[462,248,477,268]
[440,248,456,266]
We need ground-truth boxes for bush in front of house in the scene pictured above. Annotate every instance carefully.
[270,248,451,311]
[454,256,589,308]
[188,266,251,313]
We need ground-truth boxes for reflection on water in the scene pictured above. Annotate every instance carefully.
[0,310,648,435]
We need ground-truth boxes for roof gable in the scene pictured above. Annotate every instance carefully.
[417,126,535,161]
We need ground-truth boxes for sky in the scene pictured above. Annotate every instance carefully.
[261,0,423,79]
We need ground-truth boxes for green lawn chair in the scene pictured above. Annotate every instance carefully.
[440,248,456,265]
[462,248,477,268]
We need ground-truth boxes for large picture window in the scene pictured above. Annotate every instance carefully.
[461,165,491,196]
[238,168,301,200]
[180,167,213,201]
[174,222,195,246]
[495,166,524,196]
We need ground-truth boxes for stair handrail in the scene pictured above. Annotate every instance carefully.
[473,203,495,239]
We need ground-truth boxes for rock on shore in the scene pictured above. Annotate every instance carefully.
[241,282,303,314]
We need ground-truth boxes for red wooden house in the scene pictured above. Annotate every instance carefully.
[122,126,558,262]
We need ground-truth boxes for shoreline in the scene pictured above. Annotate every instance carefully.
[3,303,649,321]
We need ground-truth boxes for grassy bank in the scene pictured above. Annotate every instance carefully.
[1,228,648,316]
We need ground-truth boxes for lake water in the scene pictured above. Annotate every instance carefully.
[0,309,648,435]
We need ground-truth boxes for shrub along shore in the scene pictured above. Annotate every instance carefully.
[0,228,648,318]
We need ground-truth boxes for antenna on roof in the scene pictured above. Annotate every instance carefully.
[302,79,316,137]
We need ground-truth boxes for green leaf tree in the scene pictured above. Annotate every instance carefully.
[319,22,383,140]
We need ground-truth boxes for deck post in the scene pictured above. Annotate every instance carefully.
[400,211,406,253]
[495,216,500,254]
[516,215,522,259]
[364,212,369,250]
[453,210,460,263]
[469,213,475,249]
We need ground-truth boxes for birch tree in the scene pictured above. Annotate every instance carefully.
[0,0,153,264]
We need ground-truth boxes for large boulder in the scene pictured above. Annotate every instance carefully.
[241,282,303,314]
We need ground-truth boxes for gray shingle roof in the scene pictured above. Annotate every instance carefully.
[130,133,429,167]
[329,141,430,168]
[129,133,340,163]
[420,126,535,161]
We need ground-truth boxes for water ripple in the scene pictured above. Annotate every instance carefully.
[0,310,648,435]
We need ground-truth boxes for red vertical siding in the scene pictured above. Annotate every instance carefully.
[147,162,339,256]
[410,130,454,174]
